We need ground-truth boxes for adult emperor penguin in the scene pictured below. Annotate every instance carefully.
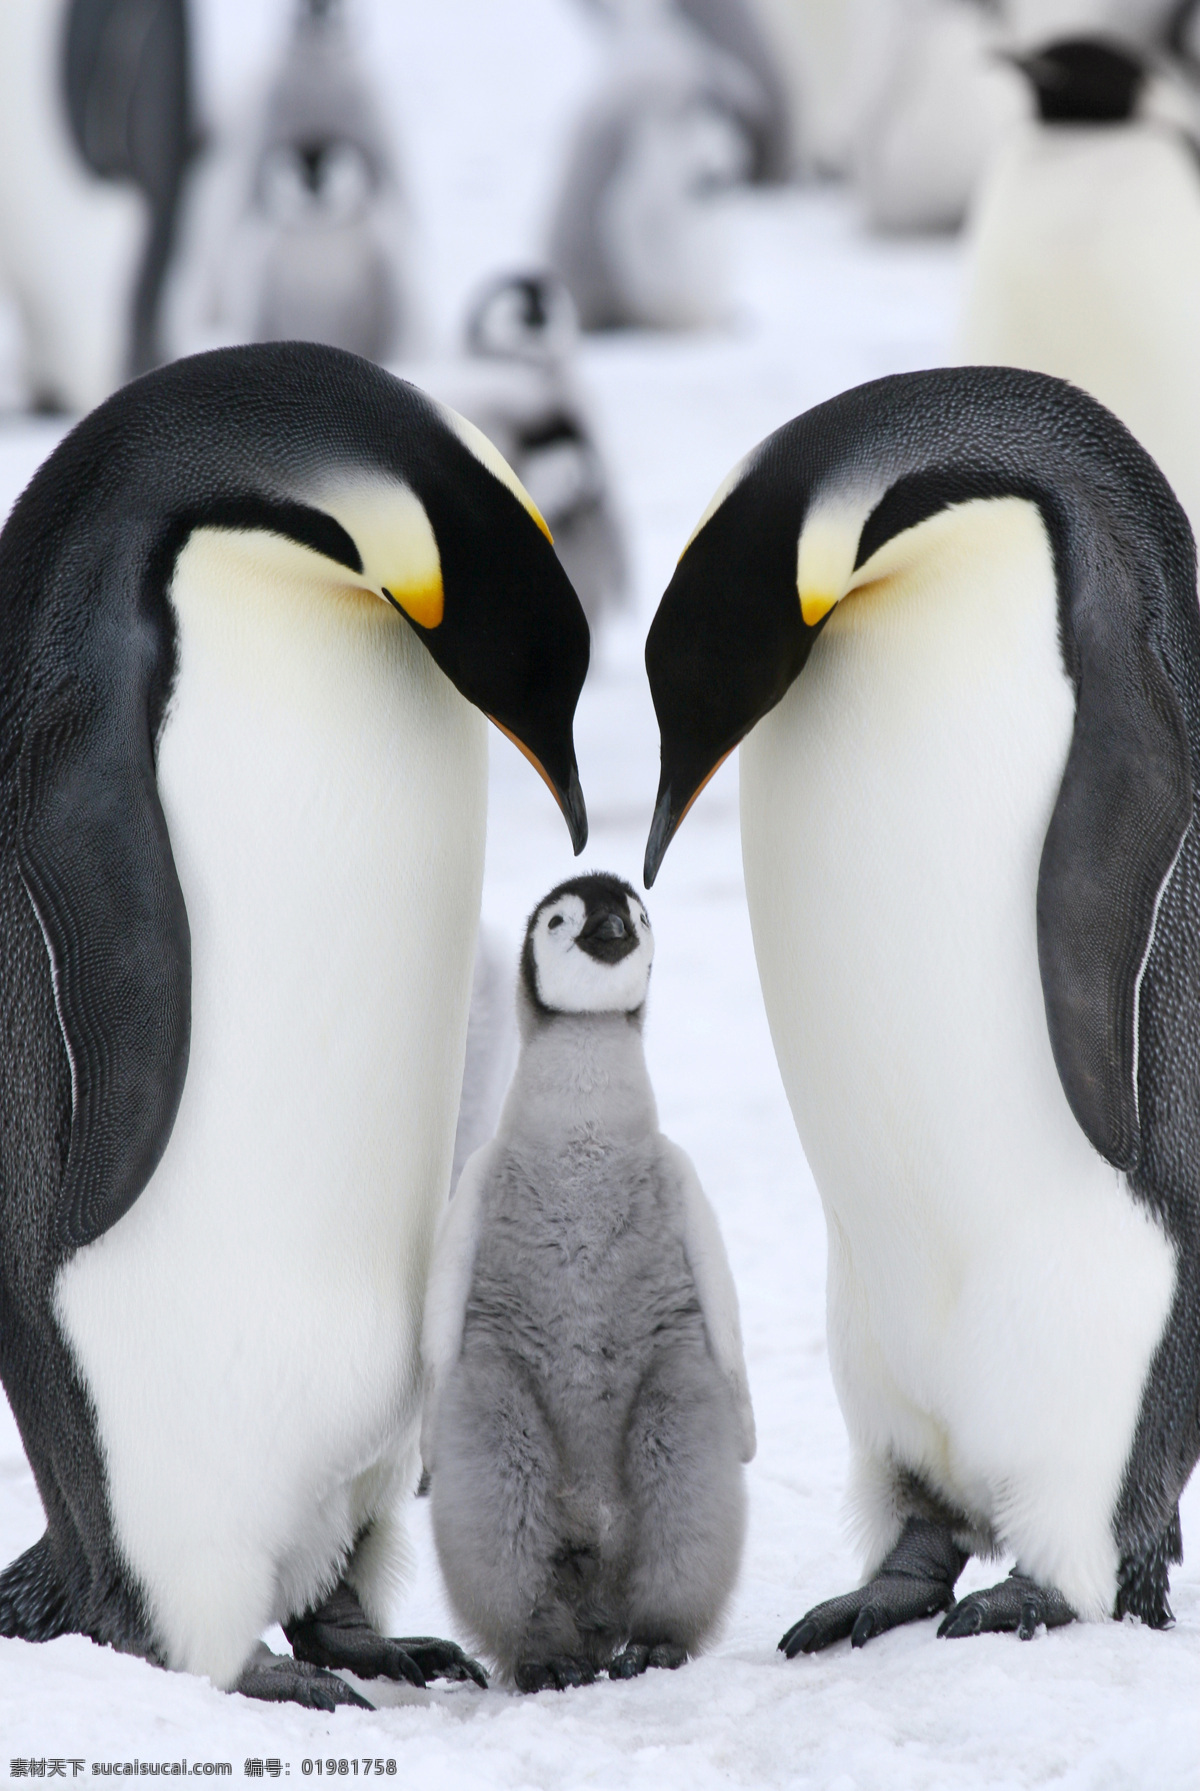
[0,342,589,1706]
[644,366,1200,1646]
[0,0,194,410]
[422,874,754,1688]
[956,35,1200,527]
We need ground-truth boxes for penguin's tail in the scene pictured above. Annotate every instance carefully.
[0,1532,71,1642]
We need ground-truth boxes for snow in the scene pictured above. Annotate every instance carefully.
[0,2,1198,1783]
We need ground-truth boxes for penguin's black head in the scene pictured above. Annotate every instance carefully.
[1011,37,1147,124]
[465,271,578,364]
[45,343,590,851]
[643,366,1133,885]
[520,873,653,1017]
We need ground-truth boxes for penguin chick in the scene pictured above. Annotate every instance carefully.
[212,0,411,362]
[421,873,754,1689]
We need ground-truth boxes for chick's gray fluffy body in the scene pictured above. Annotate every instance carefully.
[424,878,750,1683]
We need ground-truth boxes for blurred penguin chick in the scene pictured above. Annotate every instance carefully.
[421,873,754,1689]
[209,0,411,361]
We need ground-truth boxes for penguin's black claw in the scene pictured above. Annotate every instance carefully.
[388,1636,489,1688]
[514,1655,597,1692]
[284,1582,487,1688]
[235,1648,374,1711]
[938,1571,1075,1640]
[609,1641,688,1678]
[780,1518,969,1656]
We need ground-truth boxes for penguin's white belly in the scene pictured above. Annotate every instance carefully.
[740,498,1176,1615]
[55,528,488,1685]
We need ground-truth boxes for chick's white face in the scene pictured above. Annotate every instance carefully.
[530,890,653,1014]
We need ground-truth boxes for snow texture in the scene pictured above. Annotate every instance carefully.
[0,1,1197,1783]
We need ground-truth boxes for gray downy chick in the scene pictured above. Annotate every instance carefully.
[237,0,408,360]
[421,872,755,1690]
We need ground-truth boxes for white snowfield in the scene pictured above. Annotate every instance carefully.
[0,2,1197,1784]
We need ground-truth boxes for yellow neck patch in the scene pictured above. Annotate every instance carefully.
[796,503,867,629]
[318,476,445,630]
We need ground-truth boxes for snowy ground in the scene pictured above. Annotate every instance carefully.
[1,1,1199,1784]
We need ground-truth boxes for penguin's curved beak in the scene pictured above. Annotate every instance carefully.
[401,421,592,856]
[643,469,809,887]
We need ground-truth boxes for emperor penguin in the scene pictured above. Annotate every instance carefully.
[956,35,1200,527]
[210,0,411,362]
[643,366,1200,1647]
[0,0,194,409]
[421,874,754,1689]
[0,342,590,1707]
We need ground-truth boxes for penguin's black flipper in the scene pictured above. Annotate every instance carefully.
[1037,596,1192,1172]
[938,1571,1075,1640]
[779,1519,967,1656]
[17,683,190,1251]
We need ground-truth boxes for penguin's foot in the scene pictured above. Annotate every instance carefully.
[938,1571,1075,1640]
[235,1645,374,1711]
[608,1641,689,1678]
[514,1655,597,1692]
[284,1582,487,1688]
[779,1518,968,1656]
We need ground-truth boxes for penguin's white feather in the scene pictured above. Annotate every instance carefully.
[55,522,488,1686]
[740,494,1176,1618]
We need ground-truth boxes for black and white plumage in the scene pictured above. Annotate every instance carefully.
[0,342,589,1707]
[644,366,1200,1648]
[421,873,754,1688]
[0,0,193,409]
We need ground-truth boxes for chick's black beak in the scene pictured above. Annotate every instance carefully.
[577,902,638,962]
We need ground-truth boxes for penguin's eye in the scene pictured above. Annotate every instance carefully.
[547,915,564,931]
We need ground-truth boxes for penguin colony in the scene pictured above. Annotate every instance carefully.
[0,341,589,1707]
[422,874,753,1688]
[646,366,1200,1647]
